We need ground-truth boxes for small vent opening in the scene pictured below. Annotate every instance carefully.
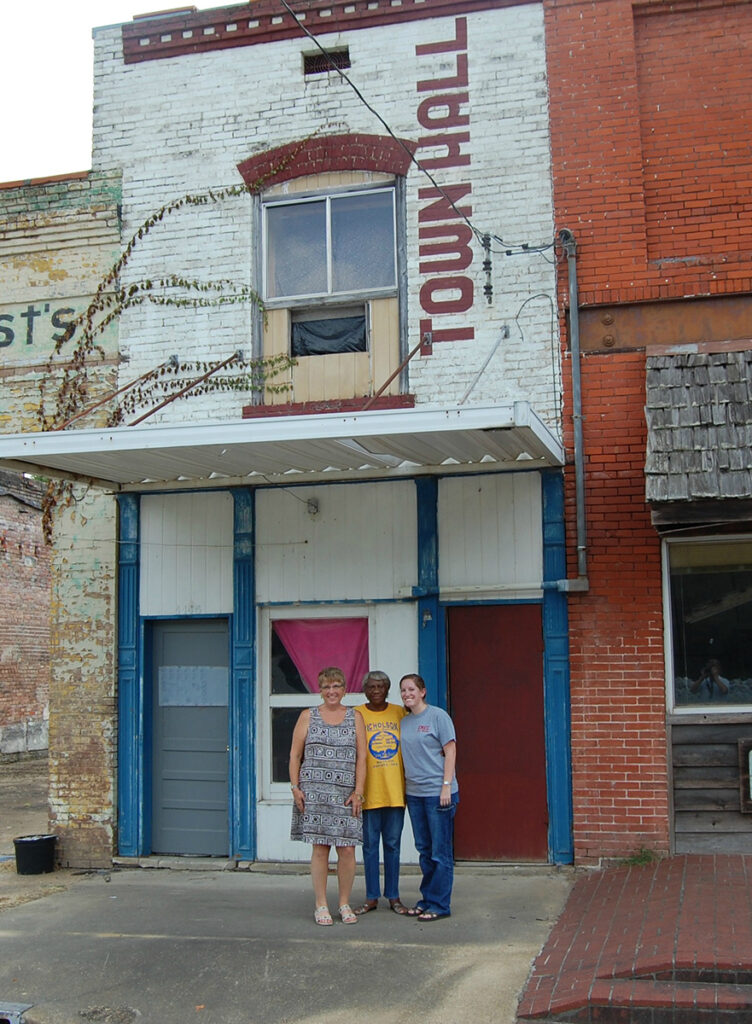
[303,48,351,76]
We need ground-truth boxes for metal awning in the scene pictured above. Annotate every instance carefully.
[0,402,564,491]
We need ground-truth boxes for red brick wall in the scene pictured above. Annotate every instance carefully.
[0,482,50,756]
[564,351,669,861]
[546,0,752,861]
[635,3,752,271]
[545,0,752,305]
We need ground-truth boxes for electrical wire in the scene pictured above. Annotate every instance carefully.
[278,0,553,258]
[514,292,561,426]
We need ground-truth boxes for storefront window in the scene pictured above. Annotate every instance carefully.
[267,616,369,783]
[668,539,752,709]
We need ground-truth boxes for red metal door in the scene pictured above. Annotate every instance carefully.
[448,604,548,861]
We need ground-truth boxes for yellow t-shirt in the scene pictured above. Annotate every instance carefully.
[356,702,407,809]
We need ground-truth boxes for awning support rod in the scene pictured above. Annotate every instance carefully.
[361,340,423,411]
[54,355,179,430]
[128,351,242,426]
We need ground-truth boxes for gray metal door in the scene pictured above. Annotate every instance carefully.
[151,619,229,856]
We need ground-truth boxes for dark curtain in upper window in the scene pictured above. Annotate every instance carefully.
[291,315,366,356]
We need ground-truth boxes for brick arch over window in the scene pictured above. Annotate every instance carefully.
[237,133,417,191]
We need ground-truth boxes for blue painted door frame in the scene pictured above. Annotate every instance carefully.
[414,470,574,864]
[117,489,258,859]
[231,489,256,859]
[119,472,572,863]
[541,471,574,863]
[117,493,142,856]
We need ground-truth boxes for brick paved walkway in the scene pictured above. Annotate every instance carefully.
[517,854,752,1023]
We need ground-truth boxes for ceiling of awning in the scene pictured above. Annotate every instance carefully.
[0,402,564,491]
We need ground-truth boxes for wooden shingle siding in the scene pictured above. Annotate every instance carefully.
[646,351,752,505]
[672,718,752,853]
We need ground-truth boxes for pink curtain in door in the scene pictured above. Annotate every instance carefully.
[273,618,369,693]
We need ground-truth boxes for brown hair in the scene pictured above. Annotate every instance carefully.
[399,673,426,693]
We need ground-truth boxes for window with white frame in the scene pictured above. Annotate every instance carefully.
[264,186,397,305]
[667,538,752,710]
[265,614,370,787]
[259,179,402,404]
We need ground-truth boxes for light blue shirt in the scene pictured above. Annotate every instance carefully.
[400,705,458,798]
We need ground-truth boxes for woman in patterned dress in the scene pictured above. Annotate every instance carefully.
[289,666,366,925]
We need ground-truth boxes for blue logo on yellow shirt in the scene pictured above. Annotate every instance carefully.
[369,730,399,761]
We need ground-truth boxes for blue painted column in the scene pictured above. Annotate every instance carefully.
[232,489,256,859]
[415,477,444,708]
[117,493,143,856]
[542,470,574,864]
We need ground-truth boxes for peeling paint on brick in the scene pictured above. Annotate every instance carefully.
[1,170,122,864]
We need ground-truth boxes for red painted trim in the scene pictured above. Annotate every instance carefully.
[0,170,90,190]
[122,0,538,64]
[237,133,417,191]
[242,395,415,417]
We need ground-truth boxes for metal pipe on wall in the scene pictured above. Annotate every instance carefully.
[558,228,589,591]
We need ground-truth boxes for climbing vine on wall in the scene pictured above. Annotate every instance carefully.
[37,134,323,542]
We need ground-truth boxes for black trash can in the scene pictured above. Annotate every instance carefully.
[13,834,57,875]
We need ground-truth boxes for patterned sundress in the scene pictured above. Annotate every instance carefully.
[290,705,363,847]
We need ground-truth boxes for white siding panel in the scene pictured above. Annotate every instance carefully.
[255,481,417,603]
[140,492,233,615]
[438,473,542,595]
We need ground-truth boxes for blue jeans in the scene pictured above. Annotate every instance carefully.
[362,806,405,901]
[406,792,458,916]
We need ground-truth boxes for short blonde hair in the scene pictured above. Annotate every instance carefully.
[318,666,346,688]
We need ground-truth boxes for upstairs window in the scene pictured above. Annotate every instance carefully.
[264,187,397,303]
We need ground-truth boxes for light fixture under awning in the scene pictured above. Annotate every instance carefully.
[0,402,564,490]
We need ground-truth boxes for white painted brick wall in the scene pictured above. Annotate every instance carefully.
[93,3,560,430]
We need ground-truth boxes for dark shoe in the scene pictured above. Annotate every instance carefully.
[416,910,450,922]
[353,901,378,915]
[389,900,410,915]
[404,905,424,917]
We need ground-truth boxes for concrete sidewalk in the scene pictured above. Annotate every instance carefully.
[0,756,573,1023]
[0,862,572,1024]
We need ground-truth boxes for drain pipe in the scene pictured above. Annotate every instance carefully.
[558,228,589,592]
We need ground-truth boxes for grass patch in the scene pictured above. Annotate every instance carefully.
[621,847,659,866]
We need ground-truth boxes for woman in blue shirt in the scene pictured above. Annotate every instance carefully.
[399,673,458,921]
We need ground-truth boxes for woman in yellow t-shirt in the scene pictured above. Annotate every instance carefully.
[354,671,409,915]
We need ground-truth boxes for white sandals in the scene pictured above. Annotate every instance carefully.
[314,905,333,926]
[338,904,357,924]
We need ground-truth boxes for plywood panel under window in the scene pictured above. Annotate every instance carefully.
[264,308,292,405]
[370,296,400,396]
[293,350,371,402]
[262,299,399,403]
